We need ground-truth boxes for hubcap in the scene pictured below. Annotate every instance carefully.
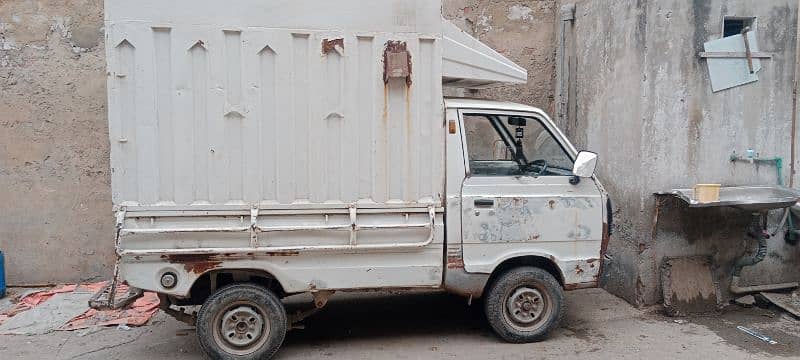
[506,287,545,326]
[219,306,265,349]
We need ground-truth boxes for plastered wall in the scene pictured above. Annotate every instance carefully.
[559,0,799,305]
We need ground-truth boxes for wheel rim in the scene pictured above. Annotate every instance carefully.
[502,285,551,331]
[212,301,270,355]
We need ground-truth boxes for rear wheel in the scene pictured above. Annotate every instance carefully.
[197,284,287,360]
[484,267,564,343]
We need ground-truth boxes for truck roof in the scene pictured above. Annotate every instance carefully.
[444,98,546,114]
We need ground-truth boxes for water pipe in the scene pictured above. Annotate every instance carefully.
[730,212,800,294]
[730,151,799,242]
[727,152,800,294]
[729,151,784,186]
[0,251,4,298]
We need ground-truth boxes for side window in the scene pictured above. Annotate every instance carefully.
[463,115,518,176]
[462,113,574,177]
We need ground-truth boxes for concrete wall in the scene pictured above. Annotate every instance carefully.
[0,0,112,284]
[0,1,558,284]
[444,0,558,113]
[559,0,800,305]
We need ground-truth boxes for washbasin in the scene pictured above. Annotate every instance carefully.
[661,186,800,212]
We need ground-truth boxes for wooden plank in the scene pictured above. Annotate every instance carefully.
[699,51,773,59]
[661,256,720,316]
[760,292,800,318]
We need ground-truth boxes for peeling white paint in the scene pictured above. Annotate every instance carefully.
[507,5,534,22]
[50,16,72,39]
[477,10,493,33]
[0,37,18,51]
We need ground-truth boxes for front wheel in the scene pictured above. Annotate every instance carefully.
[197,284,287,360]
[484,267,564,343]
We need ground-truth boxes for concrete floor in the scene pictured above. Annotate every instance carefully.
[1,288,799,359]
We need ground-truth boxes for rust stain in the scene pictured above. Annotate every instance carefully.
[322,38,344,55]
[383,84,389,122]
[586,258,599,264]
[548,200,556,209]
[383,40,412,86]
[405,84,412,181]
[563,281,598,291]
[165,254,222,274]
[575,265,584,274]
[528,234,541,241]
[447,256,465,269]
[597,222,610,281]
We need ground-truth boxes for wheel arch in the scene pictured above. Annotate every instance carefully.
[484,255,565,294]
[182,268,289,305]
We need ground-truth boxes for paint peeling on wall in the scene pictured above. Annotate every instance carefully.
[507,5,534,22]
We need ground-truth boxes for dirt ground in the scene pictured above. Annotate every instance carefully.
[1,288,799,359]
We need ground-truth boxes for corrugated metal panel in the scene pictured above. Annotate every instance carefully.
[106,0,445,207]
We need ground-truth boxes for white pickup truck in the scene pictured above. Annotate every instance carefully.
[93,1,611,359]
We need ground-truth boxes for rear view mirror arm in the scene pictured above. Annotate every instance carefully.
[487,115,528,166]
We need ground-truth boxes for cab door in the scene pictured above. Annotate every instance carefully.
[459,110,604,286]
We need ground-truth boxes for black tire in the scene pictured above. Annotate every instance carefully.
[196,284,287,360]
[484,267,564,343]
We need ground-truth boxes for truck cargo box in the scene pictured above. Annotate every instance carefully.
[105,0,526,209]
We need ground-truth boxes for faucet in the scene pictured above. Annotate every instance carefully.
[730,150,784,186]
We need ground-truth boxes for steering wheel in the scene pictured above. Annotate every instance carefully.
[526,159,548,176]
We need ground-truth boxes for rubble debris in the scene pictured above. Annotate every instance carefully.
[0,282,159,335]
[736,326,778,345]
[0,290,92,335]
[760,291,800,318]
[63,291,159,331]
[734,295,756,308]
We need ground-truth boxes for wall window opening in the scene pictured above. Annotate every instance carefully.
[723,16,756,38]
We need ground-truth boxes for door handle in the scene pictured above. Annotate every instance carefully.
[474,199,495,208]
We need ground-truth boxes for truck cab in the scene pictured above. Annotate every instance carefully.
[443,97,607,294]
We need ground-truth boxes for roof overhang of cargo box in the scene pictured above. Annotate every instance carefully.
[441,21,528,89]
[106,0,527,90]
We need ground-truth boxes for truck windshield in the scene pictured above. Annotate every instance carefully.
[463,113,575,177]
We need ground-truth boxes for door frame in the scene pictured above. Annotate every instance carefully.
[453,107,609,288]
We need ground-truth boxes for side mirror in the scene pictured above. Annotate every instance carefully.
[572,151,598,178]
